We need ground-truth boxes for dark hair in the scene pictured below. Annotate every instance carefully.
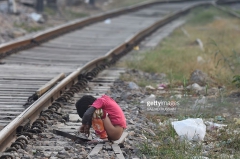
[75,95,96,118]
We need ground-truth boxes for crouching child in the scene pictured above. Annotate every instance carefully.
[75,95,127,142]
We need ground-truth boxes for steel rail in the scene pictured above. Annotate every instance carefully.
[0,1,213,152]
[0,0,204,59]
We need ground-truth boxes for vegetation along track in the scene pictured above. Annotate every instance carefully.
[1,0,237,158]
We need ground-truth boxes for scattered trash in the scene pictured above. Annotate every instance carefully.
[193,96,207,108]
[158,86,164,90]
[234,118,240,125]
[191,83,203,91]
[159,83,167,88]
[205,121,227,131]
[181,27,190,38]
[143,128,156,136]
[189,70,212,86]
[197,56,205,64]
[171,118,206,141]
[29,12,44,23]
[8,0,17,14]
[158,83,166,90]
[145,85,155,90]
[140,94,156,104]
[133,46,139,50]
[196,38,204,51]
[128,82,139,90]
[215,116,225,122]
[104,18,111,24]
[222,113,231,117]
[172,94,182,99]
[192,156,209,159]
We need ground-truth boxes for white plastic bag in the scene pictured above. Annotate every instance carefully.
[171,118,206,141]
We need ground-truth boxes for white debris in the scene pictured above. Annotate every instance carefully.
[196,38,204,51]
[191,83,203,91]
[29,12,44,23]
[104,19,111,24]
[140,94,156,104]
[192,156,209,159]
[194,96,207,105]
[145,85,155,90]
[205,121,227,131]
[172,118,206,141]
[8,0,17,14]
[197,56,205,64]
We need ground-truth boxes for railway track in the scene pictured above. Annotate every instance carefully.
[2,0,238,158]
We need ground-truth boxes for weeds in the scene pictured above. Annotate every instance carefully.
[120,6,240,91]
[232,75,240,88]
[14,22,44,33]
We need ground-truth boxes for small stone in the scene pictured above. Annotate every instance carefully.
[44,151,52,157]
[128,82,139,90]
[8,28,27,38]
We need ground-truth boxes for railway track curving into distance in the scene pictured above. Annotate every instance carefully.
[0,0,238,158]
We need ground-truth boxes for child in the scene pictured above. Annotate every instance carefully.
[75,95,126,142]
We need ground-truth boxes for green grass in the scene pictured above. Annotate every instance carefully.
[187,6,230,25]
[105,0,155,9]
[44,6,57,16]
[14,22,44,33]
[120,6,240,90]
[65,9,89,19]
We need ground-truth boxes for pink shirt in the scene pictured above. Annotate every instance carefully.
[92,95,127,129]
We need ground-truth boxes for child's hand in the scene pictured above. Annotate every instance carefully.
[79,124,90,137]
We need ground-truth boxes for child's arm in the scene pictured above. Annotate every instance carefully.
[82,106,96,125]
[79,106,96,136]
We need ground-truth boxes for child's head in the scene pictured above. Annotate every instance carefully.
[76,95,96,118]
